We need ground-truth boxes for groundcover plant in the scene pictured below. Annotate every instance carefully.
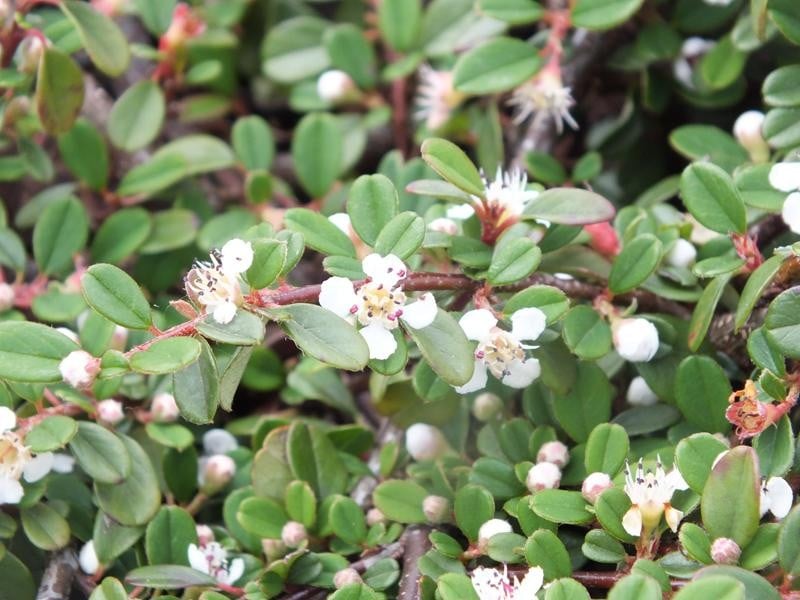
[1,0,800,598]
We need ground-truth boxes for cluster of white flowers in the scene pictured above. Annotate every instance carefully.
[0,407,54,505]
[612,317,660,363]
[455,307,546,394]
[768,160,800,234]
[622,457,688,537]
[448,167,539,224]
[508,71,578,134]
[471,565,544,600]
[526,440,569,493]
[188,541,245,586]
[185,239,254,325]
[415,65,466,131]
[319,253,437,360]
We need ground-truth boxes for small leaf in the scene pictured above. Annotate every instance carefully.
[35,48,85,134]
[571,0,645,30]
[584,423,629,475]
[0,321,79,383]
[531,490,593,525]
[764,287,800,358]
[292,113,343,198]
[421,138,484,197]
[60,1,130,76]
[562,305,612,360]
[145,507,197,566]
[20,504,70,550]
[735,255,783,330]
[523,188,616,225]
[33,198,89,275]
[373,212,426,259]
[455,484,495,541]
[608,234,662,294]
[69,422,131,484]
[453,37,543,94]
[405,308,475,386]
[284,208,355,257]
[373,480,427,524]
[130,337,202,374]
[125,565,216,589]
[108,81,165,151]
[679,163,746,234]
[675,356,731,432]
[688,273,732,351]
[488,238,541,285]
[24,416,77,452]
[232,115,275,171]
[82,263,152,329]
[525,529,572,579]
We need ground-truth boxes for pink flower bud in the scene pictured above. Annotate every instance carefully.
[733,110,768,163]
[584,222,619,257]
[97,399,124,425]
[151,392,179,422]
[281,521,308,548]
[59,350,100,389]
[333,568,363,589]
[196,524,214,545]
[536,441,570,468]
[110,325,128,351]
[581,472,613,504]
[200,454,236,494]
[422,495,450,524]
[428,218,458,236]
[710,537,741,565]
[366,508,386,526]
[526,462,561,492]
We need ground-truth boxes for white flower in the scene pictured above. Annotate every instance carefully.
[626,376,659,407]
[428,217,458,235]
[526,461,561,492]
[203,428,238,455]
[0,282,14,311]
[318,254,437,360]
[760,477,793,520]
[79,541,99,575]
[405,423,449,461]
[447,203,477,220]
[471,565,544,600]
[317,70,356,103]
[769,161,800,193]
[151,392,179,422]
[415,65,465,131]
[220,238,254,275]
[665,239,697,269]
[613,318,660,363]
[0,408,53,505]
[536,441,569,468]
[456,308,545,394]
[508,70,578,134]
[188,542,245,586]
[622,458,688,537]
[733,110,768,161]
[477,519,513,547]
[59,350,98,389]
[582,472,613,504]
[328,212,353,236]
[96,399,124,425]
[51,453,75,474]
[185,248,245,325]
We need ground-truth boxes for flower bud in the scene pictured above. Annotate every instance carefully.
[526,462,561,493]
[333,568,363,589]
[626,376,659,407]
[281,521,308,548]
[710,537,741,565]
[581,472,613,504]
[477,519,512,552]
[0,283,14,312]
[97,399,124,425]
[79,541,99,575]
[422,495,450,524]
[17,36,44,74]
[584,222,620,257]
[110,325,128,351]
[665,239,697,269]
[733,110,768,163]
[203,428,238,455]
[428,218,458,236]
[536,441,570,468]
[366,508,386,527]
[200,454,236,494]
[261,538,287,561]
[612,318,660,363]
[405,423,448,461]
[317,70,357,103]
[196,524,214,545]
[59,350,100,389]
[151,392,180,422]
[472,392,503,422]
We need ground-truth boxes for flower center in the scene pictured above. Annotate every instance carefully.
[355,283,406,329]
[0,432,30,480]
[476,331,525,379]
[186,254,241,308]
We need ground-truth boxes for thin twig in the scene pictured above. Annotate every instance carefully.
[398,526,431,600]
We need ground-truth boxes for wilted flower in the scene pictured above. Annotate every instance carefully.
[59,350,99,389]
[612,318,660,363]
[0,407,53,505]
[188,541,244,586]
[760,477,793,520]
[471,565,544,600]
[185,239,252,325]
[526,461,561,492]
[319,254,437,359]
[415,65,466,131]
[622,457,688,537]
[17,36,45,74]
[508,70,578,134]
[405,423,449,461]
[726,380,797,439]
[456,308,546,394]
[626,376,659,407]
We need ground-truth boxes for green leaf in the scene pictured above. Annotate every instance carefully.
[69,422,131,484]
[765,287,800,358]
[553,362,613,442]
[35,48,85,134]
[58,119,108,190]
[673,577,745,600]
[680,163,746,234]
[488,238,541,285]
[374,212,426,259]
[325,24,377,89]
[330,496,367,545]
[91,208,152,264]
[698,36,745,91]
[571,0,645,30]
[95,435,161,526]
[523,188,616,225]
[20,503,70,550]
[525,529,572,579]
[24,416,77,452]
[33,197,89,275]
[544,579,591,600]
[763,65,800,107]
[778,505,800,575]
[145,507,197,566]
[505,285,570,324]
[582,529,626,563]
[0,228,26,272]
[701,446,760,547]
[455,484,495,540]
[453,37,543,94]
[693,566,779,600]
[284,208,355,257]
[562,305,612,360]
[261,16,329,84]
[531,490,593,525]
[0,321,79,383]
[753,416,794,477]
[608,574,662,600]
[688,273,732,351]
[61,1,130,76]
[93,511,144,564]
[675,356,731,432]
[285,481,317,528]
[478,0,544,24]
[608,234,662,294]
[378,0,422,52]
[130,337,202,374]
[675,432,729,494]
[764,108,800,149]
[82,263,152,329]
[372,480,427,524]
[740,523,780,571]
[421,138,484,197]
[108,81,165,151]
[125,565,216,589]
[287,423,348,498]
[172,338,219,424]
[347,174,400,247]
[679,522,712,564]
[595,487,637,543]
[237,496,288,538]
[89,578,129,600]
[735,255,783,330]
[584,423,629,475]
[145,423,194,451]
[196,311,265,346]
[292,113,343,198]
[405,308,474,386]
[232,115,275,171]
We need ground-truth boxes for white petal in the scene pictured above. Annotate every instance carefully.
[212,301,237,325]
[0,406,16,433]
[51,453,75,474]
[769,162,800,192]
[665,506,684,532]
[362,253,407,287]
[220,239,254,274]
[458,309,497,342]
[187,544,209,574]
[401,293,437,329]
[622,506,643,537]
[782,192,800,235]
[23,452,53,482]
[515,567,544,598]
[360,323,397,360]
[501,358,541,389]
[318,277,359,319]
[225,557,245,585]
[510,307,547,342]
[454,360,488,394]
[765,477,793,519]
[0,476,23,505]
[447,203,476,220]
[328,212,352,235]
[79,541,99,575]
[667,468,689,492]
